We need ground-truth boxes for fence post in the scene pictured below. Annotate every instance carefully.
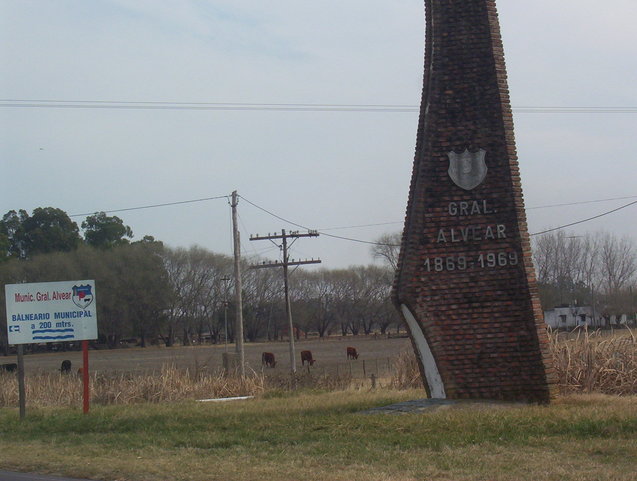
[363,360,366,377]
[370,373,376,390]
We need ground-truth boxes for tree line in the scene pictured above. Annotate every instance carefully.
[532,230,636,320]
[0,207,400,353]
[370,229,637,319]
[3,206,633,354]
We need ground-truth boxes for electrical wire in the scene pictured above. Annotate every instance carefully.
[238,195,309,231]
[239,195,383,246]
[237,209,263,259]
[2,99,636,114]
[240,195,637,246]
[0,100,415,113]
[61,191,635,247]
[529,200,637,236]
[238,195,397,247]
[65,192,636,219]
[527,195,637,210]
[68,195,229,217]
[318,221,402,231]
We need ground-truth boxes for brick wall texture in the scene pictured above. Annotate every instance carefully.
[393,0,555,402]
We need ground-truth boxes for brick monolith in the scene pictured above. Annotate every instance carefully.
[393,0,555,402]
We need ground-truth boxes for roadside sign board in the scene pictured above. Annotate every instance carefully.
[5,280,98,345]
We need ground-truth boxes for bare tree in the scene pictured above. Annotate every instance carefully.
[597,232,637,293]
[242,266,281,342]
[162,246,232,346]
[370,232,401,271]
[533,230,636,319]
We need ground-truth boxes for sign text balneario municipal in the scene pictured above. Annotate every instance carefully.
[5,280,98,345]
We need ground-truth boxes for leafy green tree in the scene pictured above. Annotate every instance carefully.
[0,209,28,258]
[0,207,80,258]
[23,207,81,255]
[82,212,133,248]
[113,242,171,347]
[0,232,10,262]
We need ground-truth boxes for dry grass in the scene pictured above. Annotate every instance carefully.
[551,328,637,395]
[2,330,636,408]
[385,331,637,395]
[0,365,266,407]
[0,356,418,408]
[388,349,424,390]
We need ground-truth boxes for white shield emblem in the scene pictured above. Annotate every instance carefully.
[447,148,487,190]
[72,284,94,310]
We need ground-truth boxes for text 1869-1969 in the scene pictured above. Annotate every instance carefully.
[424,251,519,272]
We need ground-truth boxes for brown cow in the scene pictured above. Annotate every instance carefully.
[261,352,276,368]
[346,346,359,360]
[300,350,315,366]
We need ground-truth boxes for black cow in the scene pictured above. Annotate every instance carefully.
[60,360,72,373]
[0,363,18,373]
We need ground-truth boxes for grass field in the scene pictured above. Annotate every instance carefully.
[0,391,636,481]
[10,335,412,378]
[1,331,636,480]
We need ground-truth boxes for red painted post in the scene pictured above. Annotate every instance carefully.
[82,340,89,413]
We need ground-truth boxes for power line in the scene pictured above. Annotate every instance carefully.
[62,191,635,245]
[308,195,637,230]
[0,98,415,108]
[529,200,637,237]
[64,192,637,223]
[0,100,414,113]
[239,195,386,246]
[2,99,637,114]
[68,194,228,217]
[238,195,309,230]
[241,195,637,246]
[318,220,402,231]
[527,195,637,210]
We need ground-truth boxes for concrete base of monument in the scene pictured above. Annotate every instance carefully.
[400,304,446,399]
[360,398,526,415]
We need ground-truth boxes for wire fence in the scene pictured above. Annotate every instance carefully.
[299,357,395,380]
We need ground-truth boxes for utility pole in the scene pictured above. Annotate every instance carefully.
[230,191,245,377]
[250,229,321,375]
[221,276,230,352]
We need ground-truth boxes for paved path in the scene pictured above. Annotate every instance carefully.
[361,398,459,414]
[361,398,523,414]
[0,471,95,481]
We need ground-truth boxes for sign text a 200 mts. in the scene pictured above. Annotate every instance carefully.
[423,251,519,272]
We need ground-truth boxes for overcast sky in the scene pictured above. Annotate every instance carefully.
[1,0,636,269]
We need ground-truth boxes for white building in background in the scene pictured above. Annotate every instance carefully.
[543,306,600,329]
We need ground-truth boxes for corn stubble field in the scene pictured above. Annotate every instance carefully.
[0,331,636,481]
